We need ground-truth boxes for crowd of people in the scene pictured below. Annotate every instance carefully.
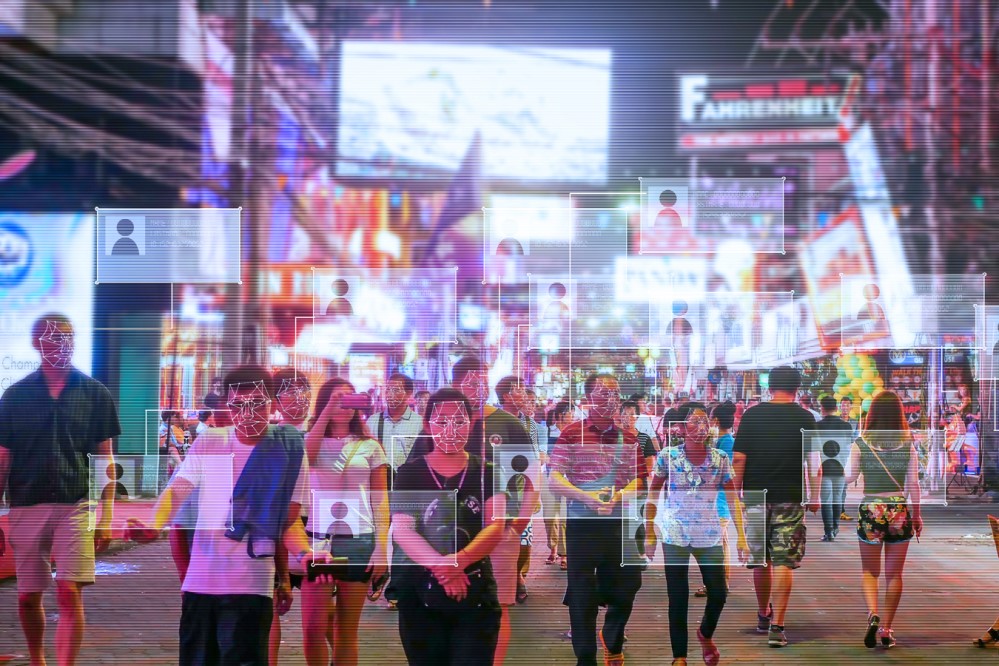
[1,313,998,666]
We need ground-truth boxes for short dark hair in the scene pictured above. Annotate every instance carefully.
[629,393,647,403]
[495,375,521,404]
[31,313,73,341]
[451,356,484,387]
[768,366,801,394]
[677,401,707,422]
[712,401,736,429]
[161,410,179,423]
[273,368,310,391]
[197,410,212,422]
[819,395,838,413]
[620,400,640,414]
[423,387,474,432]
[223,366,274,400]
[311,377,365,438]
[549,400,573,426]
[840,395,854,405]
[388,372,415,395]
[584,372,616,397]
[415,389,430,399]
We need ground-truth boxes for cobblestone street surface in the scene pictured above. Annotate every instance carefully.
[2,499,998,664]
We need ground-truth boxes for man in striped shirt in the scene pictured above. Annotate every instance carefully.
[549,372,647,666]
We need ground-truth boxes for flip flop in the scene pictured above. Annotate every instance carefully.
[697,628,720,666]
[545,554,558,565]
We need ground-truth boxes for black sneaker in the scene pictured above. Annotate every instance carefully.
[820,534,833,542]
[768,624,788,648]
[864,613,880,648]
[757,603,774,633]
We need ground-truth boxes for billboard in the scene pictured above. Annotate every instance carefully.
[677,72,857,150]
[337,42,612,184]
[0,213,94,397]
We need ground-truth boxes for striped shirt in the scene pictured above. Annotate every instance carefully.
[549,419,646,491]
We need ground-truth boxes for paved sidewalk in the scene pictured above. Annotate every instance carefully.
[1,502,998,664]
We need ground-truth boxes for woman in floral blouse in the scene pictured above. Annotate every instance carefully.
[645,403,748,666]
[844,390,923,650]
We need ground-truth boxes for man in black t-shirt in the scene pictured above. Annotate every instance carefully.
[0,314,122,666]
[733,366,819,649]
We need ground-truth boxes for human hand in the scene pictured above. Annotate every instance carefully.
[582,488,612,513]
[736,535,750,564]
[302,551,338,586]
[806,500,820,514]
[912,514,923,539]
[365,549,387,583]
[275,580,294,616]
[94,524,113,554]
[125,518,160,544]
[643,530,658,560]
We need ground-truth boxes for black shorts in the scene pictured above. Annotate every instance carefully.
[305,526,376,584]
[180,592,272,666]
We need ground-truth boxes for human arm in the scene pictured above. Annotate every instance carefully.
[548,470,610,511]
[724,478,748,562]
[844,443,862,486]
[805,446,822,513]
[644,472,666,557]
[906,443,922,536]
[731,451,747,496]
[305,399,335,466]
[126,476,196,542]
[367,462,390,580]
[274,541,293,615]
[0,446,8,556]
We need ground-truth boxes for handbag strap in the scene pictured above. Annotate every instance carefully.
[862,437,907,496]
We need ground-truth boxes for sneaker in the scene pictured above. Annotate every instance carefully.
[516,584,529,604]
[833,528,840,538]
[757,603,773,633]
[864,613,880,648]
[768,625,788,648]
[386,599,398,611]
[600,629,625,665]
[840,511,851,521]
[880,627,896,649]
[820,534,833,542]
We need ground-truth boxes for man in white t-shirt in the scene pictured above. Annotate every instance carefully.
[127,366,332,666]
[367,372,423,471]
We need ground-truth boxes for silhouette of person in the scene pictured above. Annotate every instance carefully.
[655,190,683,227]
[495,238,525,256]
[506,454,536,517]
[325,279,354,317]
[670,300,694,339]
[543,282,571,322]
[111,219,140,256]
[326,501,354,538]
[105,462,129,499]
[855,283,889,337]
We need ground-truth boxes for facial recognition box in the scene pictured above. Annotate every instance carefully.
[655,296,705,361]
[311,489,387,567]
[389,490,460,567]
[96,208,240,284]
[312,267,457,344]
[86,454,234,530]
[704,292,794,368]
[640,177,784,254]
[485,207,628,283]
[493,442,543,520]
[974,305,999,381]
[529,275,651,350]
[631,484,767,567]
[841,274,984,351]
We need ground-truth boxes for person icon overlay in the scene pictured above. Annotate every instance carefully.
[325,501,355,539]
[655,189,684,228]
[104,462,130,499]
[506,453,537,497]
[543,282,571,322]
[855,283,889,337]
[325,278,354,317]
[495,237,526,257]
[111,218,140,256]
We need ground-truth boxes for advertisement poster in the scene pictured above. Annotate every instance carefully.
[0,213,94,398]
[799,207,875,351]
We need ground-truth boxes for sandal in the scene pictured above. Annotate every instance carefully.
[545,553,558,565]
[560,557,568,570]
[973,627,999,648]
[671,659,688,666]
[694,585,707,598]
[697,628,720,666]
[864,613,880,649]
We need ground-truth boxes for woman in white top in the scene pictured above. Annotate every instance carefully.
[301,378,389,666]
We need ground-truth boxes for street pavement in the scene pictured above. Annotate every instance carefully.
[2,497,999,664]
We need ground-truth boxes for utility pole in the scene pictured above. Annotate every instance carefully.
[225,0,264,371]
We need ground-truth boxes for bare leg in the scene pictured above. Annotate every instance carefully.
[17,592,47,666]
[331,582,367,666]
[858,541,883,617]
[881,541,910,630]
[494,606,511,666]
[300,581,334,666]
[54,581,85,666]
[771,566,794,627]
[753,565,773,617]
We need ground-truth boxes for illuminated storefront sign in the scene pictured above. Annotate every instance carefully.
[678,72,857,150]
